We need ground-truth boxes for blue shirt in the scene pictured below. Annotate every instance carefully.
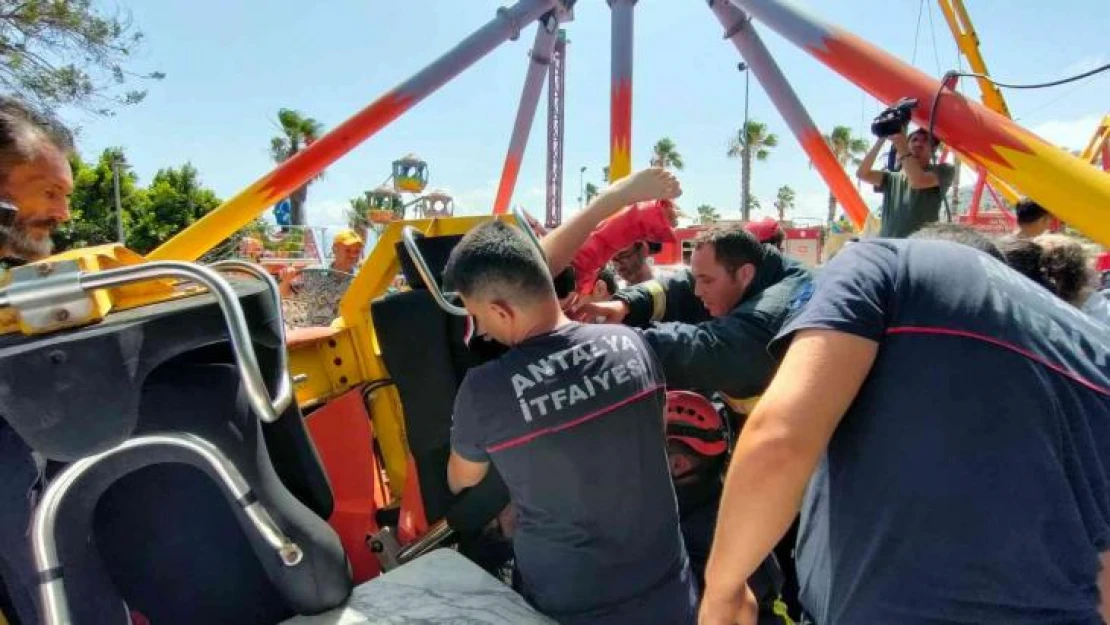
[451,322,687,618]
[774,239,1110,625]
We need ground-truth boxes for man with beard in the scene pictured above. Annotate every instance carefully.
[0,97,75,267]
[0,96,75,625]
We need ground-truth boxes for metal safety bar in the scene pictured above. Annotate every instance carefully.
[32,433,304,625]
[401,210,546,317]
[211,260,294,417]
[0,261,289,424]
[401,226,469,317]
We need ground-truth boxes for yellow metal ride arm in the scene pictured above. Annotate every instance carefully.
[287,214,518,493]
[1079,115,1110,170]
[936,0,1019,205]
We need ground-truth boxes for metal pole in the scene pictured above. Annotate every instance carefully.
[112,159,124,244]
[709,0,870,230]
[727,0,1110,246]
[151,0,564,261]
[493,11,562,215]
[546,28,568,228]
[608,0,636,182]
[739,62,750,218]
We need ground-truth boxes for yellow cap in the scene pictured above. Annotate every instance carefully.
[333,229,363,247]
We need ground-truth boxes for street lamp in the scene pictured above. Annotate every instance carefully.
[737,62,751,218]
[579,166,588,206]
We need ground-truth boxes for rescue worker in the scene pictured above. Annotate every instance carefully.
[701,227,1110,625]
[443,219,699,625]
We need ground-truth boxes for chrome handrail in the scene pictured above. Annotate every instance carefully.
[400,226,469,317]
[32,433,303,625]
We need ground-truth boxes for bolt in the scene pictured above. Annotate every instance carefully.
[279,541,304,567]
[52,309,70,322]
[47,350,66,365]
[35,264,52,277]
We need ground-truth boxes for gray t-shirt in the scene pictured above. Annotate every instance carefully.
[450,322,687,618]
[280,268,352,328]
[878,163,955,238]
[774,240,1110,625]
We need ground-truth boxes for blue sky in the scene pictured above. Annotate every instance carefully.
[68,0,1107,231]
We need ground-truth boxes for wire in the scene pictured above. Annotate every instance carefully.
[923,61,1110,221]
[910,0,925,67]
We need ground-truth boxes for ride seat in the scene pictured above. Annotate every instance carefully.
[0,271,351,625]
[370,234,509,541]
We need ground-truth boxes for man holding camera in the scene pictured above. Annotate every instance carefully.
[857,108,955,238]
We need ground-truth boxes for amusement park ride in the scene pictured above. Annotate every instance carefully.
[1,1,1109,624]
[363,154,457,231]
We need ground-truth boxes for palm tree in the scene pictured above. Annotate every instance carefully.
[584,182,599,204]
[774,185,796,221]
[822,125,868,224]
[696,204,721,225]
[270,108,324,226]
[347,194,371,241]
[650,137,684,170]
[727,120,778,221]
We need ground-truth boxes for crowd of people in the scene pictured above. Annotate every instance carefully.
[0,92,1108,625]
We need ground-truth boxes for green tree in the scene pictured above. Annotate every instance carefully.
[602,166,610,183]
[584,182,599,204]
[774,185,796,221]
[270,109,324,226]
[347,194,371,241]
[54,148,142,250]
[822,125,868,223]
[696,204,720,225]
[727,120,778,221]
[0,1,164,115]
[126,164,221,254]
[650,137,684,170]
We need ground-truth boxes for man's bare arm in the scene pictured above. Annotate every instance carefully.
[447,451,490,494]
[540,167,681,277]
[856,138,888,187]
[700,330,879,618]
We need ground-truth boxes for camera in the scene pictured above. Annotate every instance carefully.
[0,201,16,228]
[871,97,918,138]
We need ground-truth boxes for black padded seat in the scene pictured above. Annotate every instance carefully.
[0,276,351,624]
[372,234,508,535]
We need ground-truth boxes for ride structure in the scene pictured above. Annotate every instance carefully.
[3,2,1110,623]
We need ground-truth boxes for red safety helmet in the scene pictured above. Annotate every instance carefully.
[745,217,785,244]
[665,391,728,457]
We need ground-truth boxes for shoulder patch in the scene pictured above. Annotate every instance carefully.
[789,281,815,314]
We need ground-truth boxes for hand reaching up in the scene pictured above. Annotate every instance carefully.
[606,167,683,207]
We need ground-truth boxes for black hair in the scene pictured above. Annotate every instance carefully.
[443,220,554,305]
[909,223,1004,261]
[1035,234,1092,306]
[596,266,619,296]
[693,226,764,274]
[996,237,1050,288]
[0,97,74,182]
[552,266,576,299]
[1014,198,1049,225]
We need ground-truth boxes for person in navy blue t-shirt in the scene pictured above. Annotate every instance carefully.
[443,220,697,625]
[700,230,1110,625]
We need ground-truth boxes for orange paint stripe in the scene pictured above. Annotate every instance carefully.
[258,90,415,206]
[493,156,522,214]
[799,131,869,230]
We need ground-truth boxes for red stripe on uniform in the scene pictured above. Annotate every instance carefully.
[886,326,1110,396]
[486,385,663,453]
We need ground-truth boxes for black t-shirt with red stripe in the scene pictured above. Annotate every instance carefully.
[773,239,1110,625]
[450,322,686,617]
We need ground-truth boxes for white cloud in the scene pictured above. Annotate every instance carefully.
[1031,113,1105,152]
[306,198,350,228]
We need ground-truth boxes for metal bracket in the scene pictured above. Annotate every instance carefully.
[368,526,403,572]
[3,261,95,333]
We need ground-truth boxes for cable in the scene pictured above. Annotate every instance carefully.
[923,61,1110,221]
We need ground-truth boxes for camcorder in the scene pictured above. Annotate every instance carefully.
[0,200,16,228]
[871,97,918,138]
